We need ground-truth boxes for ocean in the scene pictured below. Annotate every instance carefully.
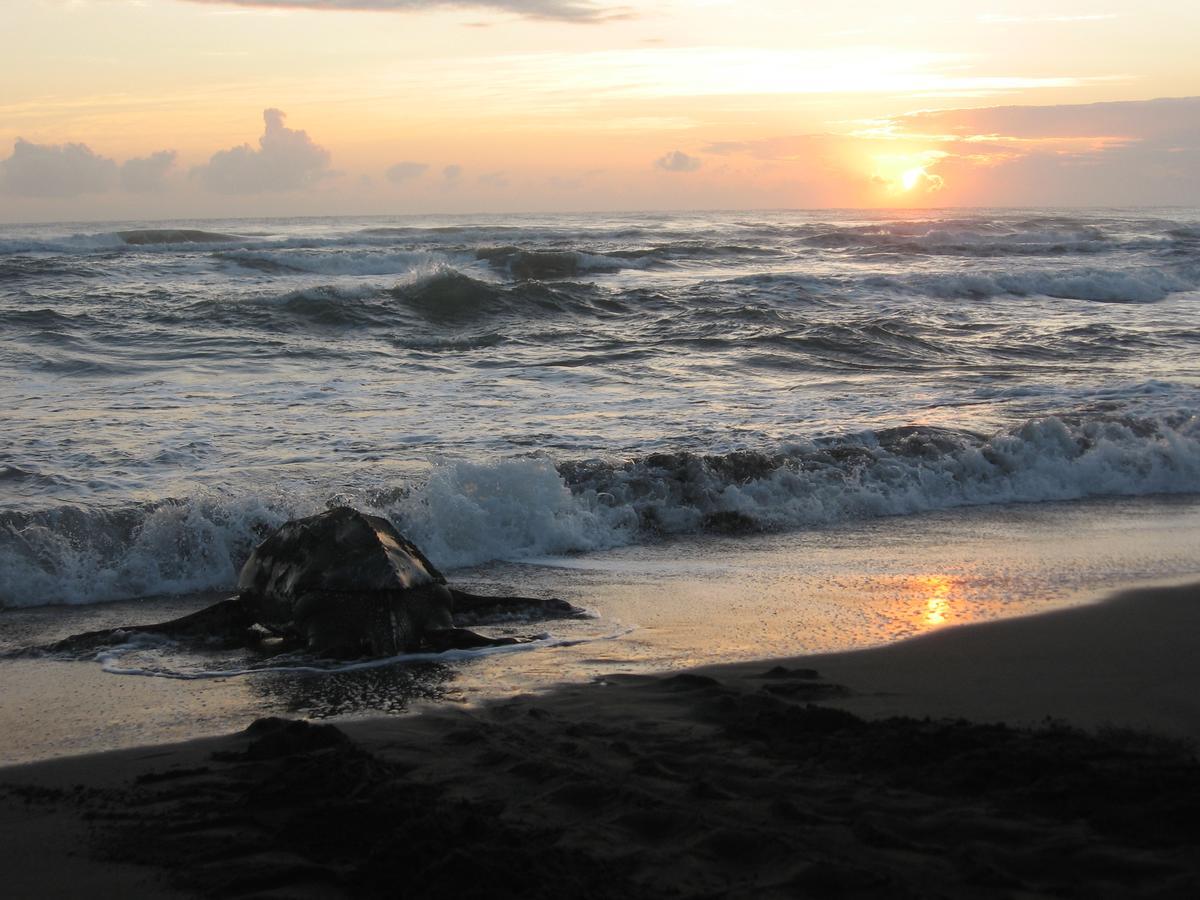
[2,208,1199,761]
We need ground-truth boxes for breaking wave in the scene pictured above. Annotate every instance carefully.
[3,412,1196,609]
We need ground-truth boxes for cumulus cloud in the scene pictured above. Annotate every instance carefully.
[386,160,428,182]
[0,139,117,197]
[179,0,631,23]
[655,150,700,173]
[194,109,331,194]
[120,150,177,193]
[442,164,463,182]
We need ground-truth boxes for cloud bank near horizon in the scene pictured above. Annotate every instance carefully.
[179,0,631,23]
[121,151,178,194]
[0,141,180,198]
[2,96,1196,212]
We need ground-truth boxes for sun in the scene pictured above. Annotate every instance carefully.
[872,154,948,199]
[901,166,927,191]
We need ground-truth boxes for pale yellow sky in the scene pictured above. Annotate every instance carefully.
[1,0,1197,220]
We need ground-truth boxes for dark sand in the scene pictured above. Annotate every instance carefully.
[2,581,1199,898]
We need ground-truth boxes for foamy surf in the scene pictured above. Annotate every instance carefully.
[1,412,1196,609]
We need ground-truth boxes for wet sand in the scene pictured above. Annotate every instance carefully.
[3,580,1198,898]
[718,578,1200,741]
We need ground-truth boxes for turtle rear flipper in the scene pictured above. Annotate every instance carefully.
[424,627,530,652]
[449,589,583,620]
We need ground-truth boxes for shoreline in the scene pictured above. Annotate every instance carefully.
[4,492,1199,768]
[3,579,1198,897]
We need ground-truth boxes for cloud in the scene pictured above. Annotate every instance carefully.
[706,96,1200,206]
[120,150,177,193]
[194,109,331,193]
[889,97,1200,201]
[655,150,700,173]
[0,139,117,197]
[948,97,1200,204]
[179,0,631,23]
[442,164,463,182]
[892,96,1200,144]
[478,170,509,187]
[386,160,428,182]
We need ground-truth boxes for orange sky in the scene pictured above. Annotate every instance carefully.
[2,1,1198,220]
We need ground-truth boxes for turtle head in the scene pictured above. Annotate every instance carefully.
[373,584,455,655]
[295,585,458,658]
[295,592,370,658]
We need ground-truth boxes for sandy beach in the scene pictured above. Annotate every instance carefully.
[3,579,1198,899]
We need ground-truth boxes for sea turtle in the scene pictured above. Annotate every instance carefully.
[51,507,580,658]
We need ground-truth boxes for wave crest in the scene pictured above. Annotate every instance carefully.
[117,229,244,245]
[475,247,624,280]
[800,219,1119,256]
[219,248,438,276]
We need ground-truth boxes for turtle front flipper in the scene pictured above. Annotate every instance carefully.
[136,597,257,640]
[44,597,256,656]
[424,627,530,652]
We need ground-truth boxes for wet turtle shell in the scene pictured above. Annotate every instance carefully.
[237,506,446,629]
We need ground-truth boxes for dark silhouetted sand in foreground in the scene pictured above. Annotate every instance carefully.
[3,581,1199,898]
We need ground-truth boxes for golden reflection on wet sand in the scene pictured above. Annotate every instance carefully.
[890,573,970,631]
